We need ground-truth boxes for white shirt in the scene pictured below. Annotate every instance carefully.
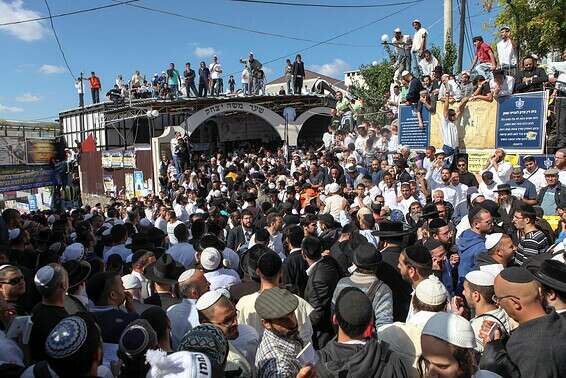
[103,243,132,263]
[418,56,439,77]
[268,232,285,260]
[359,229,379,248]
[204,269,241,290]
[479,181,498,202]
[166,242,196,268]
[154,217,167,233]
[241,69,249,84]
[489,76,515,97]
[167,298,200,350]
[496,38,516,66]
[441,117,459,149]
[209,61,222,79]
[559,170,566,186]
[173,203,189,223]
[379,182,398,210]
[524,167,546,193]
[167,220,183,245]
[322,132,334,149]
[75,80,84,94]
[484,161,513,184]
[412,27,427,52]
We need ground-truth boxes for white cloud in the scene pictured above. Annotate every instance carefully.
[39,64,65,74]
[0,0,47,41]
[15,92,40,102]
[0,103,23,113]
[193,46,217,58]
[308,58,350,78]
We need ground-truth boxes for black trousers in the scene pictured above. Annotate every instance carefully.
[293,77,303,94]
[91,88,100,103]
[198,82,208,97]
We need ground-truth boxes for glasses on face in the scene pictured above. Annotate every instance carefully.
[217,309,239,328]
[416,172,425,176]
[492,294,519,304]
[0,276,24,286]
[457,164,466,167]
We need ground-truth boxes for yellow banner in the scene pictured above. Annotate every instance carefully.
[466,151,520,175]
[431,100,498,150]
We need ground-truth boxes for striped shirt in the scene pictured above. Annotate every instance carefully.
[515,230,549,265]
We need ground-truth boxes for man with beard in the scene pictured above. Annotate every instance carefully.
[509,166,538,205]
[474,233,516,268]
[513,56,548,93]
[531,259,566,314]
[317,287,409,377]
[255,288,304,377]
[227,209,256,252]
[494,183,521,234]
[397,245,433,322]
[456,157,479,188]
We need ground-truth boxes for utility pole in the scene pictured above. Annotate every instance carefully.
[457,0,466,73]
[444,0,453,48]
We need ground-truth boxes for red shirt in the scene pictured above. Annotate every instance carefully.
[476,42,494,64]
[88,76,101,89]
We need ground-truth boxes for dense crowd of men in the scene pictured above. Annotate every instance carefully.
[2,16,566,378]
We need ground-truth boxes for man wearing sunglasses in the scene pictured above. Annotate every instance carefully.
[0,265,27,316]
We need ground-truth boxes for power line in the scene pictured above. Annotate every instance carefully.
[226,1,421,76]
[112,0,382,48]
[231,0,423,8]
[0,0,141,27]
[43,0,75,80]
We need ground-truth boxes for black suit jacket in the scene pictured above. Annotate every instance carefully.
[304,256,341,349]
[226,225,254,252]
[282,249,309,297]
[378,246,412,321]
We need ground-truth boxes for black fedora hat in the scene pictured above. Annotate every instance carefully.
[372,221,413,238]
[144,254,183,285]
[62,260,91,288]
[353,243,382,270]
[492,183,514,193]
[532,259,566,292]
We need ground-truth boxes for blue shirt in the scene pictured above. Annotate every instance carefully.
[541,187,557,216]
[510,179,537,200]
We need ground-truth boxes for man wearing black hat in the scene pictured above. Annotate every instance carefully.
[317,287,409,377]
[493,183,521,234]
[143,254,183,310]
[532,259,566,314]
[303,236,341,349]
[62,259,91,314]
[481,267,566,377]
[332,243,393,328]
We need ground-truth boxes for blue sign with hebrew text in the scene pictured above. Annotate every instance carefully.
[399,104,430,149]
[496,92,545,151]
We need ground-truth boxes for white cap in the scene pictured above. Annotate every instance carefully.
[465,270,495,286]
[84,213,93,221]
[47,214,57,224]
[34,265,55,289]
[200,247,222,271]
[485,233,503,250]
[60,243,85,263]
[196,290,223,311]
[394,27,401,32]
[480,264,504,277]
[422,312,476,349]
[328,183,340,194]
[413,19,421,24]
[122,273,142,290]
[401,70,410,77]
[415,275,448,305]
[178,269,197,283]
[146,350,212,378]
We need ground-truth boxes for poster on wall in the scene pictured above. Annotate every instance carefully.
[102,152,112,168]
[111,151,123,168]
[123,150,136,168]
[0,137,27,165]
[496,92,546,153]
[124,173,134,199]
[0,166,56,193]
[103,176,115,196]
[133,171,144,197]
[26,139,56,164]
[398,105,430,149]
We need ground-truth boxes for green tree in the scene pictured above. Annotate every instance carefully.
[350,61,395,124]
[495,0,566,59]
[430,33,458,74]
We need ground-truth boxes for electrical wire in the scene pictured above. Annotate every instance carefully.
[231,0,422,8]
[0,0,141,27]
[225,1,421,77]
[111,0,385,48]
[43,0,75,80]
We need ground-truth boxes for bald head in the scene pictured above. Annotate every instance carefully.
[494,268,544,323]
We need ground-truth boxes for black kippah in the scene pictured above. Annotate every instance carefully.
[257,251,282,277]
[255,229,270,243]
[500,267,534,283]
[429,218,447,229]
[424,238,443,252]
[336,287,372,327]
[404,245,432,268]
